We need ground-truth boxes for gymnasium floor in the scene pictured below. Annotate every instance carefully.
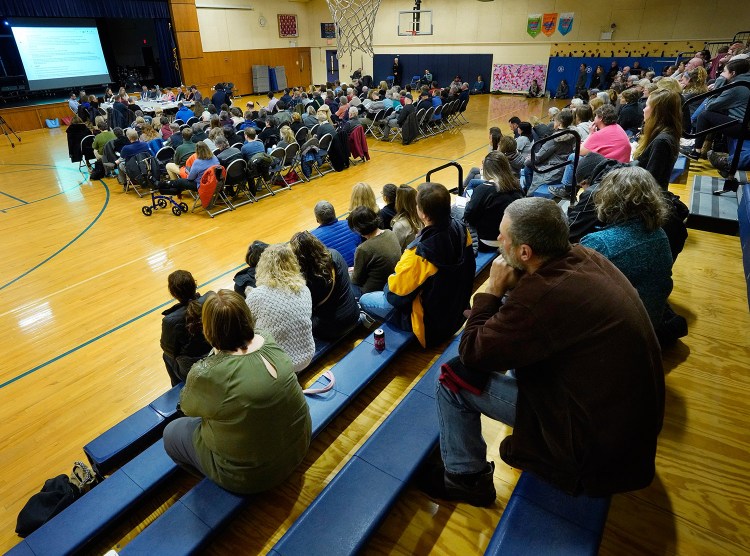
[0,94,748,555]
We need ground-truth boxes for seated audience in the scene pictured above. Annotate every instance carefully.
[555,79,570,99]
[171,128,196,169]
[233,240,269,297]
[347,207,403,296]
[419,197,664,507]
[241,128,265,160]
[245,244,315,374]
[617,87,644,136]
[390,185,423,250]
[116,128,151,184]
[310,200,362,267]
[524,109,577,196]
[573,103,594,142]
[527,79,544,98]
[166,141,219,192]
[92,121,115,160]
[315,112,336,139]
[515,122,533,158]
[463,152,524,252]
[160,270,212,386]
[471,76,485,94]
[176,103,194,123]
[578,104,631,163]
[498,136,524,177]
[302,105,319,127]
[633,88,682,189]
[290,231,359,340]
[349,181,380,214]
[581,167,673,330]
[215,135,243,167]
[379,183,398,229]
[163,289,311,494]
[359,183,475,347]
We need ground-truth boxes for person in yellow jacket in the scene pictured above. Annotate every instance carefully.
[359,182,476,348]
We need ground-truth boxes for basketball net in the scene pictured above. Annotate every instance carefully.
[326,0,382,57]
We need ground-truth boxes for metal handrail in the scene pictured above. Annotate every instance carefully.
[426,161,464,195]
[682,80,750,193]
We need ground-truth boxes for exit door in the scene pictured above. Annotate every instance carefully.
[326,50,338,83]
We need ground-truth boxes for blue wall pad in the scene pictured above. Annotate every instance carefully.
[546,56,676,97]
[738,184,750,310]
[475,250,497,274]
[149,383,184,418]
[373,54,493,88]
[484,472,611,556]
[412,334,461,399]
[5,540,35,556]
[670,155,688,184]
[272,456,402,556]
[121,501,213,556]
[530,184,558,200]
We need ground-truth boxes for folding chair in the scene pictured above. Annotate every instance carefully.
[80,135,96,171]
[186,117,199,126]
[457,99,469,124]
[191,166,234,217]
[433,105,447,132]
[419,107,434,138]
[364,109,385,138]
[174,119,185,126]
[224,159,254,207]
[410,75,421,88]
[309,123,320,137]
[123,152,156,198]
[316,133,335,175]
[154,146,174,176]
[295,127,309,145]
[283,142,306,184]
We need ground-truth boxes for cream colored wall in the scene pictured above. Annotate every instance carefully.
[196,0,750,83]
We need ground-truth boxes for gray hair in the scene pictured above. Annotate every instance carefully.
[504,198,570,261]
[126,128,138,141]
[214,135,228,148]
[349,107,358,118]
[192,122,203,133]
[314,200,337,224]
[570,98,584,107]
[595,104,618,125]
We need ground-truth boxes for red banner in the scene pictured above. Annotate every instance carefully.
[542,13,558,37]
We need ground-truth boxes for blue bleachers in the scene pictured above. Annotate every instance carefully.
[120,322,416,555]
[83,383,184,475]
[483,473,610,556]
[738,183,750,310]
[10,251,496,555]
[271,335,461,555]
[670,155,688,183]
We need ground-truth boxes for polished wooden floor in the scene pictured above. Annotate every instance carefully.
[1,95,749,555]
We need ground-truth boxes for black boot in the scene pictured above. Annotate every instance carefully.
[418,460,496,507]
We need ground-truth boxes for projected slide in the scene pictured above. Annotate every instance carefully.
[11,24,111,90]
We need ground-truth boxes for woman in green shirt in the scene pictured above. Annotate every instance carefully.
[163,289,312,494]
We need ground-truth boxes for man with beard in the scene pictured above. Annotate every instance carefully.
[420,197,665,507]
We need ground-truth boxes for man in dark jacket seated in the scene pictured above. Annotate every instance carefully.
[419,197,664,507]
[359,182,476,348]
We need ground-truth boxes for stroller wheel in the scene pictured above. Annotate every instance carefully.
[157,198,168,209]
[142,206,153,216]
[172,205,182,216]
[179,202,189,212]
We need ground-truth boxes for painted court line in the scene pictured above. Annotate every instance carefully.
[0,190,28,204]
[0,180,110,291]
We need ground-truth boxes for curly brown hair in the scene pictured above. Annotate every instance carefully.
[289,231,333,287]
[593,167,669,232]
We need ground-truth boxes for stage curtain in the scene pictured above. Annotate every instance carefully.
[0,0,169,19]
[154,19,180,87]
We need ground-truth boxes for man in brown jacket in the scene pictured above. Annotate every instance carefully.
[422,197,665,507]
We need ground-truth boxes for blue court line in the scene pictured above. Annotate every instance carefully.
[0,264,244,390]
[0,180,110,291]
[0,164,89,211]
[0,190,28,204]
[0,181,87,212]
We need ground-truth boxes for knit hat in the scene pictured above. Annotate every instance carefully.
[404,93,413,99]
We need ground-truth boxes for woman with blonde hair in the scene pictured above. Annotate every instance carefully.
[245,243,314,373]
[163,289,311,494]
[277,125,296,149]
[349,182,379,213]
[140,120,160,142]
[633,88,682,189]
[463,151,523,252]
[317,104,333,124]
[390,185,423,250]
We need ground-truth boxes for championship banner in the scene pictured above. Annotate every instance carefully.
[542,13,558,37]
[558,13,574,36]
[527,14,541,38]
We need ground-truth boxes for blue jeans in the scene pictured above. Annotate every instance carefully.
[359,290,395,320]
[561,152,576,187]
[520,167,532,193]
[436,372,518,475]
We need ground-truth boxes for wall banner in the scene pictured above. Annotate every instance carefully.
[558,13,574,36]
[542,13,558,37]
[527,14,541,38]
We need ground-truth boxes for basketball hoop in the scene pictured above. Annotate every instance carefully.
[326,0,382,57]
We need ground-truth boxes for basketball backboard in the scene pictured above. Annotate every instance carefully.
[397,10,433,36]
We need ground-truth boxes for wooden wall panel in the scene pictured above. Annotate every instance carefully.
[176,32,204,60]
[0,102,70,132]
[171,4,200,32]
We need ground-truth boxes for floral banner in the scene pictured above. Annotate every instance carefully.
[558,12,574,36]
[491,64,548,93]
[542,13,557,37]
[527,14,541,38]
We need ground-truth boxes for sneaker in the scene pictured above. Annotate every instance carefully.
[684,149,701,161]
[708,150,731,177]
[549,185,571,200]
[358,311,377,329]
[418,460,496,507]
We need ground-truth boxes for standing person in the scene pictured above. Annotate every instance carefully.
[359,183,476,348]
[575,63,589,97]
[245,244,315,374]
[160,270,212,386]
[163,290,311,495]
[392,57,402,87]
[419,197,664,506]
[347,206,403,296]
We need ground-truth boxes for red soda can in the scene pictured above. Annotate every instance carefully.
[374,328,386,351]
